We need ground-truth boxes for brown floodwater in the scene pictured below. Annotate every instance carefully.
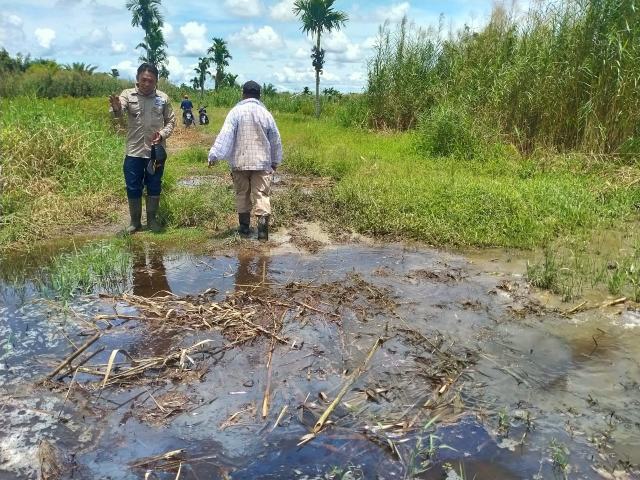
[1,240,639,479]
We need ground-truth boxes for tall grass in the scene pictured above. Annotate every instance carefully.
[0,97,123,250]
[366,0,640,155]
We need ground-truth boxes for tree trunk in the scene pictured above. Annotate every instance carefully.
[315,32,321,119]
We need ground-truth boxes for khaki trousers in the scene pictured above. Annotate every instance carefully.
[232,170,272,216]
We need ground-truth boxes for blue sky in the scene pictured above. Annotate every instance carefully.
[0,0,513,92]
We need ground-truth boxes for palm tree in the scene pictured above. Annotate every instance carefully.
[190,76,201,91]
[126,0,163,34]
[293,0,348,118]
[127,0,168,74]
[207,37,232,90]
[63,62,97,74]
[194,56,211,96]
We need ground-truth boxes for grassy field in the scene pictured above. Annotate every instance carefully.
[2,97,639,255]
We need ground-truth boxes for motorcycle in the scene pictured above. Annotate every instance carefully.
[183,109,194,127]
[198,106,209,125]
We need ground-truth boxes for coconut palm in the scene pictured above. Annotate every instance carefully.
[126,0,163,34]
[194,56,211,96]
[293,0,348,118]
[207,37,232,90]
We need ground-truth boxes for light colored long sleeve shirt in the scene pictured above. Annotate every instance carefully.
[208,98,283,171]
[111,88,176,159]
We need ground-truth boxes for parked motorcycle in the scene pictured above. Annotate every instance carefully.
[198,106,209,125]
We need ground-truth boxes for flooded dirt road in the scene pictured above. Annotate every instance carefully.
[1,237,639,479]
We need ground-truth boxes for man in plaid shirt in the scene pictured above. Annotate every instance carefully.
[208,80,283,240]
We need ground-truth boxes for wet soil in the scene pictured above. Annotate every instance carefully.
[1,235,639,479]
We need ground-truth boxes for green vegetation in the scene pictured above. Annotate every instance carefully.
[366,1,640,154]
[44,239,131,299]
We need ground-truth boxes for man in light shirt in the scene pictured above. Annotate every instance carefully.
[108,63,176,233]
[208,80,283,241]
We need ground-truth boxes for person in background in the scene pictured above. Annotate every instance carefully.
[207,80,283,241]
[180,94,194,126]
[108,63,176,233]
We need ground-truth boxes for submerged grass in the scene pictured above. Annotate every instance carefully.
[43,239,131,299]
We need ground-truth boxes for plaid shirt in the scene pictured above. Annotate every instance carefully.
[208,98,283,171]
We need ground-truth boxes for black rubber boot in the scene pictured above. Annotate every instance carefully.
[126,197,143,234]
[257,215,269,241]
[238,212,251,236]
[146,195,162,233]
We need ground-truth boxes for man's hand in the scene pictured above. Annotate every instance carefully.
[108,94,121,113]
[151,132,162,144]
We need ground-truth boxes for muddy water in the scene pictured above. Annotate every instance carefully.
[1,242,639,479]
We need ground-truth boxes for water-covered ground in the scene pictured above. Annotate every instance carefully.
[1,234,639,479]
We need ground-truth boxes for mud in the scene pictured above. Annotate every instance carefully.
[1,236,639,479]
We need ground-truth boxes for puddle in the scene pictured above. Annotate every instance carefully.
[1,242,639,479]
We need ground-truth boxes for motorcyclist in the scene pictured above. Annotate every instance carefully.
[180,94,194,126]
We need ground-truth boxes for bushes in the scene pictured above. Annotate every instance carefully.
[414,103,479,159]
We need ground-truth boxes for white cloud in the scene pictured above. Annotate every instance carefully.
[273,65,339,84]
[34,27,56,49]
[224,0,262,17]
[375,1,410,22]
[231,25,284,56]
[269,0,296,22]
[0,13,26,49]
[323,31,362,63]
[348,71,365,82]
[294,47,309,59]
[180,21,208,55]
[166,55,195,85]
[111,60,137,79]
[162,22,175,42]
[111,40,126,53]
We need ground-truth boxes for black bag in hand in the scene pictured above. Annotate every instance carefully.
[147,143,167,175]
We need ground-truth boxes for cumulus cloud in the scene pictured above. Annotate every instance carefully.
[166,55,197,85]
[162,22,175,42]
[323,31,362,63]
[111,40,127,53]
[375,1,410,22]
[224,0,263,17]
[34,27,56,50]
[0,13,26,49]
[180,21,208,56]
[111,60,137,79]
[348,71,366,83]
[230,25,284,57]
[269,0,296,22]
[273,65,339,84]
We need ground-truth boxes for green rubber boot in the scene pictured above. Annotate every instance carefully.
[146,195,162,233]
[126,197,142,234]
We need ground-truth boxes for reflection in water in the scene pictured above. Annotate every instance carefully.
[234,251,270,295]
[132,246,172,298]
[129,246,175,357]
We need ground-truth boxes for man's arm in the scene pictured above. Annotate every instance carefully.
[208,111,237,165]
[159,99,176,140]
[267,117,283,170]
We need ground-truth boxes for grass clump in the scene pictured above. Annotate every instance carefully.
[44,240,131,299]
[161,185,234,230]
[0,97,123,251]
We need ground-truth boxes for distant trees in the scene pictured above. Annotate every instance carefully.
[293,0,348,118]
[64,63,97,74]
[126,0,169,77]
[207,37,232,90]
[193,56,211,95]
[111,68,120,78]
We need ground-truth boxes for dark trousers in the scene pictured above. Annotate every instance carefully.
[123,155,164,199]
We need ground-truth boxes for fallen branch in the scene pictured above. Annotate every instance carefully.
[46,332,101,379]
